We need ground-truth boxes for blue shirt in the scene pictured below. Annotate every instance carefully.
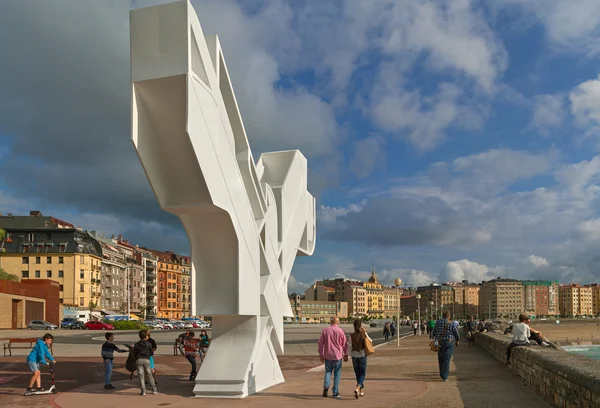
[27,339,54,364]
[432,319,460,343]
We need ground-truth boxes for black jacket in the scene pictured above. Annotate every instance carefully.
[133,339,153,360]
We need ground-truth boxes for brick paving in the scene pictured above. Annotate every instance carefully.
[0,332,552,407]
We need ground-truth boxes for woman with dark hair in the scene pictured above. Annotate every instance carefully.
[347,319,370,399]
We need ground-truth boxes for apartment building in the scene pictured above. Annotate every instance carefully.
[92,234,126,313]
[383,286,400,318]
[136,250,158,317]
[522,280,559,317]
[480,278,524,320]
[181,257,191,318]
[590,284,600,316]
[116,237,145,315]
[417,284,453,318]
[0,212,103,310]
[400,295,418,319]
[289,298,348,322]
[559,284,593,316]
[450,282,480,318]
[363,269,384,316]
[304,284,335,302]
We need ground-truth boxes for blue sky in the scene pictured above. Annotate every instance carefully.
[2,0,600,292]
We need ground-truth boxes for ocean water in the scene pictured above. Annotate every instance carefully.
[563,345,600,360]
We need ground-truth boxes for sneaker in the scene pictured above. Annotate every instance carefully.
[541,342,549,347]
[354,388,359,399]
[322,388,328,398]
[153,390,159,395]
[442,379,449,382]
[140,391,146,396]
[36,387,46,392]
[333,393,342,399]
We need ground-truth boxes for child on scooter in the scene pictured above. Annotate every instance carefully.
[26,333,56,393]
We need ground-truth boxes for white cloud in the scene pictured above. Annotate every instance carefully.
[439,259,501,283]
[349,134,386,179]
[526,255,549,268]
[570,75,600,128]
[529,94,564,137]
[499,0,600,55]
[317,202,364,227]
[288,274,310,294]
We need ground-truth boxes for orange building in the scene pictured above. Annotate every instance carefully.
[142,249,184,319]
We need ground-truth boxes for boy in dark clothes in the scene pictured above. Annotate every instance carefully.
[133,329,157,396]
[101,332,126,390]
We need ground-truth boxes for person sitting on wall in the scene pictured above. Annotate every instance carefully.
[506,314,533,364]
[525,318,550,347]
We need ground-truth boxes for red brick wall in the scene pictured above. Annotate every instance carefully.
[0,279,60,325]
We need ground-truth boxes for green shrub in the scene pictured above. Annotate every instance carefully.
[109,320,149,331]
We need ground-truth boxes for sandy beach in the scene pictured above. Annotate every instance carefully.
[529,319,600,344]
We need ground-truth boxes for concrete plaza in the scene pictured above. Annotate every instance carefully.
[0,327,551,408]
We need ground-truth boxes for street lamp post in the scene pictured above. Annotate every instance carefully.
[394,278,402,346]
[430,300,434,320]
[416,294,422,336]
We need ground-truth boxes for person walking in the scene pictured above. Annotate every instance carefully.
[432,310,460,382]
[412,321,418,335]
[390,321,396,338]
[383,323,391,341]
[347,319,370,399]
[318,316,348,399]
[465,315,477,347]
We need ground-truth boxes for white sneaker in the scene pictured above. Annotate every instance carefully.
[153,390,159,395]
[541,342,549,347]
[140,391,146,396]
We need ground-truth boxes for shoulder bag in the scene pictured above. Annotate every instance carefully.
[429,322,449,352]
[364,333,375,356]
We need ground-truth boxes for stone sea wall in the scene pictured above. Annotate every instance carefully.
[474,332,600,408]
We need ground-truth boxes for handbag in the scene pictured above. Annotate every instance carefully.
[364,334,375,356]
[430,322,449,352]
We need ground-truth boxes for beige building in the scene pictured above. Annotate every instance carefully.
[560,284,593,316]
[0,213,104,310]
[417,284,453,318]
[521,280,559,317]
[304,284,335,302]
[289,299,348,322]
[589,284,600,316]
[383,286,400,318]
[479,278,524,320]
[451,283,480,318]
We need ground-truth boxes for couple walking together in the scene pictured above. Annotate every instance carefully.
[318,317,371,399]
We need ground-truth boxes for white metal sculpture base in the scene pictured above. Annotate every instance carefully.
[130,0,316,399]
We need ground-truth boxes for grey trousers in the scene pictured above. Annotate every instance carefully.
[137,359,157,392]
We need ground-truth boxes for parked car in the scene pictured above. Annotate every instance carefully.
[182,322,193,329]
[143,320,163,330]
[60,318,79,329]
[172,321,185,330]
[69,321,85,330]
[27,320,58,330]
[162,322,174,330]
[84,321,114,330]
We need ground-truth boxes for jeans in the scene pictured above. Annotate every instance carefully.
[352,356,367,388]
[437,341,454,380]
[506,341,532,361]
[136,359,156,392]
[104,359,113,385]
[323,359,342,395]
[185,354,197,380]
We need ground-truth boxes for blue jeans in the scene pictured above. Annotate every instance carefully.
[323,359,342,395]
[104,359,113,385]
[185,354,197,379]
[352,356,367,388]
[437,341,455,380]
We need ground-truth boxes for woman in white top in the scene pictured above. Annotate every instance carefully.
[347,319,371,399]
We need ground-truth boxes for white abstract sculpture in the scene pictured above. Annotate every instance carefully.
[130,0,316,399]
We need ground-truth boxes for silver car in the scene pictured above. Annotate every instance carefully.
[27,320,58,330]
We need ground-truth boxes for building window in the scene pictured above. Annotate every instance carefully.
[80,297,84,306]
[47,270,52,278]
[80,270,84,279]
[22,271,29,278]
[58,256,64,264]
[59,245,65,253]
[28,233,35,241]
[35,257,40,264]
[80,256,85,264]
[22,257,29,264]
[59,284,63,291]
[80,283,84,292]
[35,270,40,278]
[58,270,64,278]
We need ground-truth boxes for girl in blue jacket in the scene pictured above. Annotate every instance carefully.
[26,333,56,393]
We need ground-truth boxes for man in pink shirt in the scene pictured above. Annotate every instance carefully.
[318,316,348,399]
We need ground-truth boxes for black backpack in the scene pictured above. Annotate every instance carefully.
[124,344,137,379]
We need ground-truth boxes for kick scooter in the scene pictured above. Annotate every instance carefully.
[24,362,57,396]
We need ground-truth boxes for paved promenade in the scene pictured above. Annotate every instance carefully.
[0,332,551,407]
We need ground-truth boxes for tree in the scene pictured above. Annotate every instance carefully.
[139,303,149,320]
[88,300,98,315]
[0,228,5,253]
[0,267,19,282]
